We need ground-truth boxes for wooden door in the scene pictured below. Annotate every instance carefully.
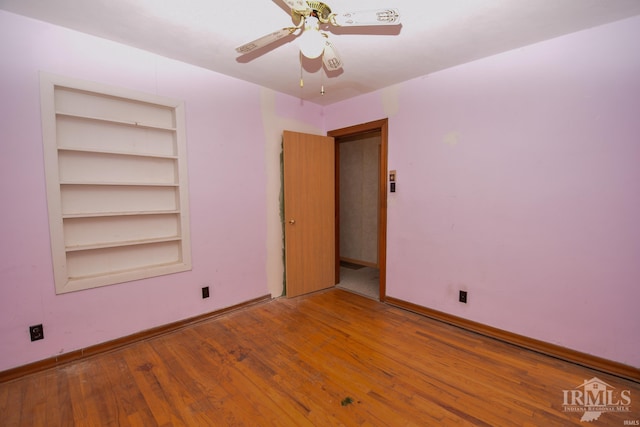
[283,130,335,297]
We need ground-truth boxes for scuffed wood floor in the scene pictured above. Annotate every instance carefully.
[1,289,638,426]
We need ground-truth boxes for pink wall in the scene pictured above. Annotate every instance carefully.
[2,9,639,372]
[326,16,640,367]
[0,11,319,371]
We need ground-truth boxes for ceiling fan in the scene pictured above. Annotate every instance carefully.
[235,1,401,72]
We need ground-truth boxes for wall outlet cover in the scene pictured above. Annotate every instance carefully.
[30,324,44,341]
[459,290,468,304]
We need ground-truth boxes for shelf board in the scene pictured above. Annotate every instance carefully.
[62,210,180,219]
[66,260,186,282]
[60,181,179,187]
[57,146,178,160]
[56,111,176,132]
[66,236,181,252]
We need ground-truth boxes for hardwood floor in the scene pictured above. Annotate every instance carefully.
[1,289,638,426]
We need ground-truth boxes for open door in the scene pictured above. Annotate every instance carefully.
[283,130,335,298]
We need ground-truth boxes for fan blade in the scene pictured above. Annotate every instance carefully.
[332,8,400,26]
[235,28,294,55]
[283,0,309,13]
[322,39,343,71]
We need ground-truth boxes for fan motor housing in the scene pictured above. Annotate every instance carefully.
[304,1,333,22]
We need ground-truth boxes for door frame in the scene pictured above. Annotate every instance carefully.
[328,118,388,301]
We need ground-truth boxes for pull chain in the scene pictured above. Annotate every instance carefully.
[299,53,304,88]
[299,52,328,96]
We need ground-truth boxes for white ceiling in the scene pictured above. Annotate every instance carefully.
[2,0,640,105]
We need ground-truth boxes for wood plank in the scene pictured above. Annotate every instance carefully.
[102,349,166,425]
[1,289,638,426]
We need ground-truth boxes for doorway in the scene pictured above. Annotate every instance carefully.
[329,119,388,301]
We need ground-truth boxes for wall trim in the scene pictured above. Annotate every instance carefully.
[340,257,378,269]
[384,296,639,383]
[0,294,272,383]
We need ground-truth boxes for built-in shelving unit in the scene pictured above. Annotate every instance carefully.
[40,73,192,294]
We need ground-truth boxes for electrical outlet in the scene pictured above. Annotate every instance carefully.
[202,286,210,299]
[29,324,44,341]
[459,290,468,304]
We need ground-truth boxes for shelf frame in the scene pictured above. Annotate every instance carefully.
[40,72,192,294]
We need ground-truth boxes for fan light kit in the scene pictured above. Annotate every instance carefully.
[236,1,400,94]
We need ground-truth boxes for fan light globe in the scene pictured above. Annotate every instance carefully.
[299,16,325,59]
